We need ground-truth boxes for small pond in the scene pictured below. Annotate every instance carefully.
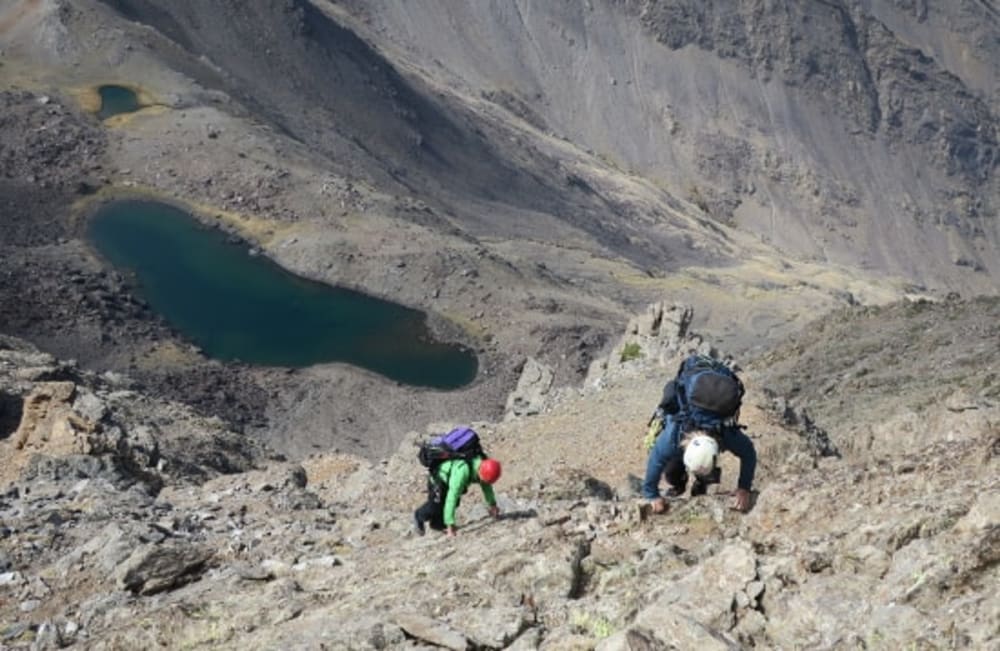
[87,200,478,389]
[97,85,142,120]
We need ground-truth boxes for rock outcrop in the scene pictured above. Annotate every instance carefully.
[504,357,555,420]
[585,301,702,388]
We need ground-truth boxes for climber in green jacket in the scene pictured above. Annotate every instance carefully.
[414,456,502,537]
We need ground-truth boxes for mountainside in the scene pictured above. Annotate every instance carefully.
[1,297,997,649]
[1,3,999,646]
[83,0,999,289]
[329,0,999,288]
[1,0,996,454]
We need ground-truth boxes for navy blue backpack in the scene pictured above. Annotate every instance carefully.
[672,354,744,432]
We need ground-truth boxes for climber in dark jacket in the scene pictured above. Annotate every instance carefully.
[642,418,756,512]
[642,357,757,514]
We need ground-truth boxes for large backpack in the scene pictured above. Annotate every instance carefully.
[418,426,485,472]
[674,354,744,433]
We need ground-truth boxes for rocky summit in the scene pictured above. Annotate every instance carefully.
[2,296,998,649]
[0,1,998,649]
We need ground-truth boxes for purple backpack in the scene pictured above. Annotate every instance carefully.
[418,426,485,469]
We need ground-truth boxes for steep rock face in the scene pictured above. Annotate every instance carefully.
[861,0,999,103]
[332,0,999,290]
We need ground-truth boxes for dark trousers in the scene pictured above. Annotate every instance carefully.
[663,455,689,493]
[415,478,446,531]
[663,455,720,495]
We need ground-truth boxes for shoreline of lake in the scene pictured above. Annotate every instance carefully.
[86,198,480,390]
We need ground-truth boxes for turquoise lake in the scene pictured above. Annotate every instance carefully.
[87,200,478,389]
[97,85,141,120]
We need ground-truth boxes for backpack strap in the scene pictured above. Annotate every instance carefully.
[433,457,475,484]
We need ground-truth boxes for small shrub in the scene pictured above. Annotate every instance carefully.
[620,342,642,363]
[570,611,615,639]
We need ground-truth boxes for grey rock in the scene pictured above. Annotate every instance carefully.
[72,390,107,425]
[394,613,468,650]
[117,543,214,595]
[505,357,554,420]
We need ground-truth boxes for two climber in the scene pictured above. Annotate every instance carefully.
[412,353,757,540]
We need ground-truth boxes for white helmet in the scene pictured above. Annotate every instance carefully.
[683,434,719,476]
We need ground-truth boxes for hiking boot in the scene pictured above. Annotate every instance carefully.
[413,512,425,536]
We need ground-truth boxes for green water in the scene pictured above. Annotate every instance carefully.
[87,200,478,389]
[97,85,141,120]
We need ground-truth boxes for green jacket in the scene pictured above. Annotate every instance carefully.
[434,457,497,527]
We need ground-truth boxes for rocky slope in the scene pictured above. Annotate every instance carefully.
[1,297,997,649]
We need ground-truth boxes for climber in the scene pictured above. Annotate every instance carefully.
[641,353,757,513]
[414,455,502,537]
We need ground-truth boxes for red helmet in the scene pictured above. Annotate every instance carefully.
[478,458,502,484]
